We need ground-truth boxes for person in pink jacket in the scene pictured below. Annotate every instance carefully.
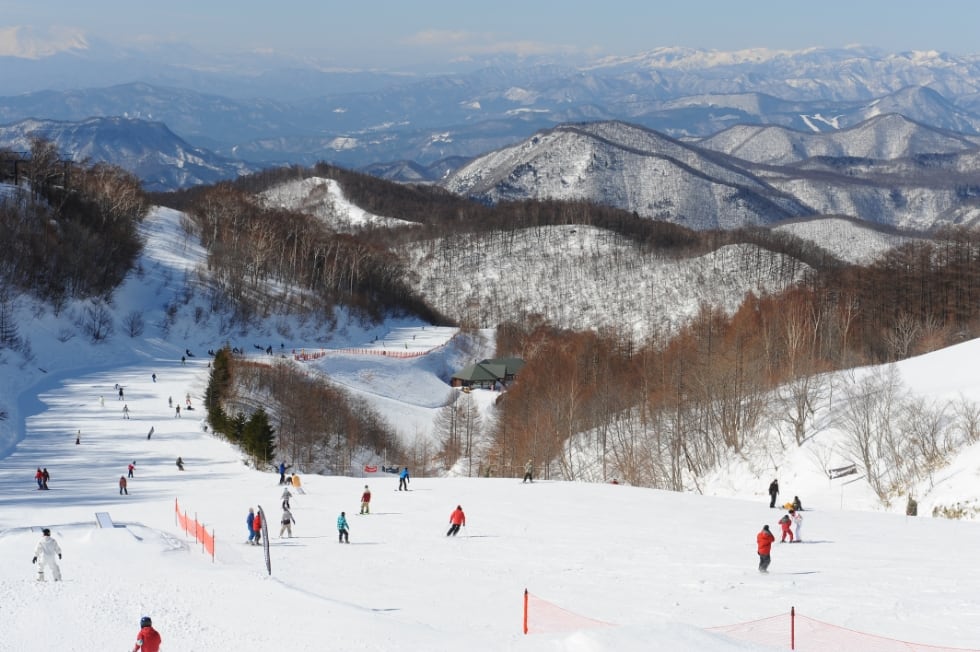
[447,505,466,536]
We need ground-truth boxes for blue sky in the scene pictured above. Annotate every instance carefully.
[4,0,980,67]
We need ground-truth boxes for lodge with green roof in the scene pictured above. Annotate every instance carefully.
[450,357,525,389]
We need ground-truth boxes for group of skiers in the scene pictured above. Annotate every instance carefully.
[758,478,806,572]
[247,464,468,547]
[767,478,803,512]
[34,467,50,490]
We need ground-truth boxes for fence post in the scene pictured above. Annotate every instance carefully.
[791,606,795,650]
[523,589,529,634]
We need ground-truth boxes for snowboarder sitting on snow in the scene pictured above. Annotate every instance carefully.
[398,467,410,491]
[33,528,63,581]
[778,513,794,543]
[447,505,466,536]
[360,485,371,514]
[133,615,162,652]
[337,511,350,543]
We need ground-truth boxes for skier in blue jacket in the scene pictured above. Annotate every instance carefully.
[246,508,256,544]
[398,467,410,491]
[337,512,350,543]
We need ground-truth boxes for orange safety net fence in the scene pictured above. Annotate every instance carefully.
[523,589,615,635]
[175,498,215,561]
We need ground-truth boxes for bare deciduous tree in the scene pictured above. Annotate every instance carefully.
[122,310,145,338]
[82,301,114,343]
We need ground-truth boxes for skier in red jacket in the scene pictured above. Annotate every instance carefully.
[757,524,775,573]
[778,513,794,542]
[252,510,263,545]
[133,615,162,652]
[360,485,372,514]
[447,505,466,536]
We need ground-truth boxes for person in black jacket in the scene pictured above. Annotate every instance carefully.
[768,479,779,508]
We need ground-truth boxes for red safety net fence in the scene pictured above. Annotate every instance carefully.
[707,607,980,652]
[293,334,456,362]
[294,347,431,361]
[174,498,215,562]
[522,596,979,650]
[523,589,614,635]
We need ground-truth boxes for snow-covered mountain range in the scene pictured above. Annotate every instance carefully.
[442,119,980,231]
[6,46,980,174]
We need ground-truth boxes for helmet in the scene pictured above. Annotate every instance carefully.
[42,528,51,536]
[140,616,152,627]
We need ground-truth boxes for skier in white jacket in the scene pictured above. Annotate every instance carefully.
[790,509,803,542]
[33,528,63,581]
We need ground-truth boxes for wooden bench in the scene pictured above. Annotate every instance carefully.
[827,463,858,479]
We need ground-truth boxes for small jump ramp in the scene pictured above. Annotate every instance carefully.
[96,512,141,539]
[95,512,117,528]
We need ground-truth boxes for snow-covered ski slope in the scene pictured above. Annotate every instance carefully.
[3,350,980,650]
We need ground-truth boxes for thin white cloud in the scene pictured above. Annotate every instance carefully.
[403,29,581,58]
[0,25,88,59]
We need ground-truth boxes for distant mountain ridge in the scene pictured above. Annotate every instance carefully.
[694,113,980,165]
[6,46,980,170]
[0,117,257,190]
[443,119,980,231]
[444,121,816,228]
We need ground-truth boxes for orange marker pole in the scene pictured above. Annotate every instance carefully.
[523,589,529,634]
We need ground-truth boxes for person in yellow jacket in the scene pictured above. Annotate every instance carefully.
[291,473,305,494]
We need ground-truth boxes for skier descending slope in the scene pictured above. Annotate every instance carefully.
[337,512,350,543]
[360,485,371,514]
[447,505,466,537]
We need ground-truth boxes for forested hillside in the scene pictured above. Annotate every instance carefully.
[8,156,980,501]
